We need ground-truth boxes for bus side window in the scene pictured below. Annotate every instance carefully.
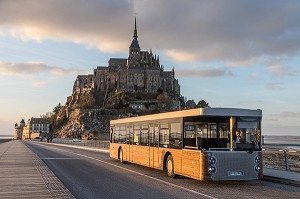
[183,122,196,147]
[126,125,131,144]
[169,123,182,149]
[140,124,149,146]
[114,126,120,143]
[133,125,140,145]
[119,125,126,144]
[154,124,159,147]
[160,123,169,148]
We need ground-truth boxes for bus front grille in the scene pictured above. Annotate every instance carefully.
[208,151,260,181]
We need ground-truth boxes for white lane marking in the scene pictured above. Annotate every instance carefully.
[35,142,218,199]
[40,158,81,160]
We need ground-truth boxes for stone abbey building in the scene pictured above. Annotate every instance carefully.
[70,18,180,107]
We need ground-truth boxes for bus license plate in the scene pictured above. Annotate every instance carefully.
[228,171,244,176]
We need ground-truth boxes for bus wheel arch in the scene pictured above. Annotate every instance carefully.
[163,152,171,170]
[118,147,127,164]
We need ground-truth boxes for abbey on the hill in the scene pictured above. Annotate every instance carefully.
[70,18,180,106]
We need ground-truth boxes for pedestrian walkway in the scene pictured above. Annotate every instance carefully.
[263,168,300,187]
[0,140,75,199]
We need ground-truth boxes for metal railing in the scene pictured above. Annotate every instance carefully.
[263,146,300,172]
[46,138,110,149]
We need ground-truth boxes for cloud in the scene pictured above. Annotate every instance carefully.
[263,124,300,136]
[264,82,284,91]
[264,112,300,135]
[269,111,300,118]
[32,81,47,87]
[281,111,300,118]
[0,0,134,53]
[249,72,258,79]
[264,118,279,122]
[1,0,300,65]
[0,61,82,77]
[135,0,300,63]
[176,67,233,78]
[164,50,198,63]
[266,64,300,77]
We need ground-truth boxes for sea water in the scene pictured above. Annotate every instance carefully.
[263,135,300,150]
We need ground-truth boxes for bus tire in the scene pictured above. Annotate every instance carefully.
[119,148,127,164]
[166,155,176,178]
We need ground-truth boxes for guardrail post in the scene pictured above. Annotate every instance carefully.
[284,150,290,171]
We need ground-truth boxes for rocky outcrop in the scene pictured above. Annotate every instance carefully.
[58,109,114,139]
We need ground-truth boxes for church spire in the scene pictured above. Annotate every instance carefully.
[129,17,140,50]
[129,17,141,66]
[133,16,138,40]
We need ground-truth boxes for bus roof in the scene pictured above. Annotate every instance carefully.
[110,108,262,124]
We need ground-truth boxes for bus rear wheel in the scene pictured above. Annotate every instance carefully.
[119,148,127,164]
[166,155,176,178]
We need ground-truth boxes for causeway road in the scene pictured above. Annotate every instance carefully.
[24,141,300,199]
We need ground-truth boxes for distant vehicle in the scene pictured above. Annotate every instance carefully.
[72,138,81,142]
[110,108,263,181]
[88,137,99,140]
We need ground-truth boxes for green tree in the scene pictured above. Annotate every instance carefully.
[157,94,171,109]
[178,95,186,110]
[186,99,196,109]
[53,103,62,114]
[105,91,128,109]
[197,100,209,108]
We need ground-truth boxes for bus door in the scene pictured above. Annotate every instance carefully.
[127,125,133,162]
[149,123,159,168]
[182,122,201,179]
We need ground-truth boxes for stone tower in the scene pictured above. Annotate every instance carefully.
[128,17,141,66]
[14,119,25,140]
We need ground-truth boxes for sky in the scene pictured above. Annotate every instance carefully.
[0,0,300,136]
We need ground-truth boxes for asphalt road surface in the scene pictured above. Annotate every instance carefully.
[25,141,300,199]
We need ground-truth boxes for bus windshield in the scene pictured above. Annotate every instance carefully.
[234,116,261,150]
[183,116,261,151]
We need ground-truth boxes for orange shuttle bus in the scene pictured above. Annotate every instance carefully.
[110,108,263,181]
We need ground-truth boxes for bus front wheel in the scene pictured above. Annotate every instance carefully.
[166,155,176,178]
[119,148,127,164]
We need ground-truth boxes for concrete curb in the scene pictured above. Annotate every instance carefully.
[263,175,300,187]
[35,141,110,154]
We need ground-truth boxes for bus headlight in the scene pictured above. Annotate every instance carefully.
[255,156,260,164]
[255,165,261,172]
[208,166,216,174]
[209,157,216,164]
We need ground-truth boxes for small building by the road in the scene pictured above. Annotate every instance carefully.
[14,119,25,140]
[22,117,50,140]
